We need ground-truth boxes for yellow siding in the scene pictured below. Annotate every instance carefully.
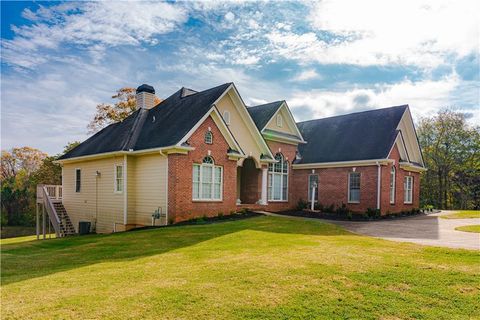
[264,105,299,136]
[132,154,168,226]
[216,92,264,167]
[127,157,136,225]
[63,156,125,233]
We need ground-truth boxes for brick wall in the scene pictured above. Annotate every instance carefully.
[380,145,420,213]
[239,158,260,203]
[168,116,238,222]
[292,166,379,213]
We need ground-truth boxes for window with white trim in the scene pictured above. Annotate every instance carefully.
[268,153,288,201]
[308,174,319,202]
[193,156,222,201]
[390,166,396,204]
[223,110,231,125]
[115,165,124,193]
[75,169,81,193]
[404,176,413,204]
[276,114,283,127]
[348,172,360,203]
[204,131,213,144]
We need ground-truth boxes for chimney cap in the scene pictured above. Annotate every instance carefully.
[136,84,155,94]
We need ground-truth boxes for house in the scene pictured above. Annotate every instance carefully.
[48,82,425,234]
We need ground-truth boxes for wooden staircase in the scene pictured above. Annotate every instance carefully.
[53,202,76,236]
[36,184,76,238]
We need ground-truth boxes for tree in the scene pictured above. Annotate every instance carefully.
[63,141,81,154]
[418,110,480,210]
[87,87,161,133]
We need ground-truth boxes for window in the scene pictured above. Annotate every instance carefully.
[268,153,288,201]
[308,175,319,202]
[348,172,360,203]
[223,110,231,125]
[404,176,413,204]
[193,156,222,201]
[276,114,283,127]
[390,166,396,204]
[204,131,213,144]
[75,169,81,192]
[115,165,124,193]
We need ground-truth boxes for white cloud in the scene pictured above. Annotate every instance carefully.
[292,69,321,81]
[288,74,465,121]
[266,0,480,68]
[2,2,187,69]
[224,11,235,21]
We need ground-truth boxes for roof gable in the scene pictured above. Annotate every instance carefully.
[247,101,283,131]
[296,105,408,164]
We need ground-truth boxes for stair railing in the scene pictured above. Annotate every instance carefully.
[41,186,63,237]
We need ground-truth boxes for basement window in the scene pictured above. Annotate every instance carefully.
[192,156,222,201]
[348,172,360,203]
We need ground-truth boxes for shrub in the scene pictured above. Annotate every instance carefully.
[217,212,224,218]
[325,204,335,213]
[366,208,380,219]
[336,203,349,215]
[314,202,324,211]
[296,199,308,210]
[346,211,353,220]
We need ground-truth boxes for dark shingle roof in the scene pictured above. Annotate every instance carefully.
[59,83,232,160]
[247,101,284,130]
[296,105,408,164]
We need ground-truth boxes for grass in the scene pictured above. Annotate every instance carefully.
[1,216,479,319]
[1,226,36,239]
[441,210,480,219]
[455,225,480,233]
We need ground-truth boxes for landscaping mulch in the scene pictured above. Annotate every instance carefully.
[276,210,431,222]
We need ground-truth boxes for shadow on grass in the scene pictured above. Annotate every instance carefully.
[1,215,349,285]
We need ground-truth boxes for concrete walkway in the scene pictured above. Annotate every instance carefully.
[261,211,480,250]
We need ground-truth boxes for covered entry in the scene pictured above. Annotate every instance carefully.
[237,158,261,204]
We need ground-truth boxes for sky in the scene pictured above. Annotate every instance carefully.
[1,0,479,155]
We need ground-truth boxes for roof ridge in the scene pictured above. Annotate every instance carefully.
[121,108,149,151]
[297,105,408,125]
[248,100,284,109]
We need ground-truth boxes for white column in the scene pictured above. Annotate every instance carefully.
[260,167,268,205]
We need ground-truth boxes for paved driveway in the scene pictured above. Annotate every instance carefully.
[263,211,480,250]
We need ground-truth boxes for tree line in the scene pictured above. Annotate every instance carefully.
[1,88,478,227]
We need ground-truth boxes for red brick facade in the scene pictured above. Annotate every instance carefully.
[168,116,238,222]
[168,117,421,222]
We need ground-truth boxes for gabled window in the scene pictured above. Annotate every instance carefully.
[75,169,81,193]
[348,172,360,203]
[268,153,288,201]
[193,156,222,201]
[390,166,396,204]
[223,110,231,125]
[204,131,213,144]
[115,165,124,193]
[276,114,283,127]
[404,176,413,204]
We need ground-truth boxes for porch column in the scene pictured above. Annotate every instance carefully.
[260,167,268,205]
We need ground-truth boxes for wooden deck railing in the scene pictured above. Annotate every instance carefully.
[37,184,62,203]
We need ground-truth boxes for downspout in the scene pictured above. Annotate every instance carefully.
[376,161,381,210]
[159,150,168,225]
[123,154,128,225]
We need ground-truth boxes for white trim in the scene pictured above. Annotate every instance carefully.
[376,162,381,210]
[223,110,231,125]
[276,114,283,127]
[348,172,360,203]
[293,158,392,169]
[164,152,169,225]
[386,131,410,163]
[261,101,306,142]
[192,160,223,201]
[267,153,289,202]
[261,131,306,145]
[123,155,127,225]
[55,145,194,164]
[308,174,319,203]
[399,161,427,172]
[390,165,396,204]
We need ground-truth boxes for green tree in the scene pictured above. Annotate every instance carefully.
[418,110,480,209]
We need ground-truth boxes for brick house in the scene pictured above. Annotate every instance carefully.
[52,82,425,233]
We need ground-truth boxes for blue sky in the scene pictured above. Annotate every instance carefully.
[1,0,479,155]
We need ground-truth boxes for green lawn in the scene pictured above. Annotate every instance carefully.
[1,216,479,319]
[455,225,480,233]
[441,210,480,219]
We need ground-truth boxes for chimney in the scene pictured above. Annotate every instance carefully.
[136,84,156,109]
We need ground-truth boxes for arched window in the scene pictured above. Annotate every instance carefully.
[223,110,231,125]
[192,156,222,200]
[390,166,396,204]
[268,153,288,201]
[204,131,213,144]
